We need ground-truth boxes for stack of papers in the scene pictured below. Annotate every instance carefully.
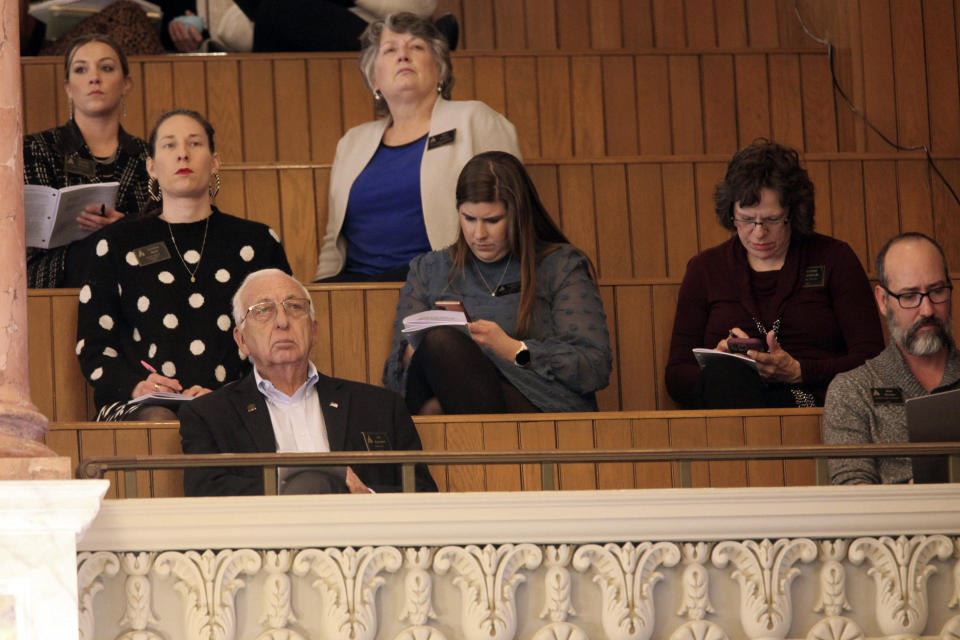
[692,348,758,372]
[401,310,469,333]
[130,391,194,408]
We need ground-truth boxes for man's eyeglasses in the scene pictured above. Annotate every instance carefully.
[241,298,312,324]
[733,214,789,230]
[881,284,953,309]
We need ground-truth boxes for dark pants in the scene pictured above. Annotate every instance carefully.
[253,0,368,52]
[698,357,806,409]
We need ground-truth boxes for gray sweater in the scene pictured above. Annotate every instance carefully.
[823,341,960,484]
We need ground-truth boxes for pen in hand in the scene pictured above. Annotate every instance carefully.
[100,204,106,217]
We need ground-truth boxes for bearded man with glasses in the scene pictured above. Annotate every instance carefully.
[178,268,437,496]
[824,233,959,484]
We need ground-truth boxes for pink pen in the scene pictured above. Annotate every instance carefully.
[140,360,157,374]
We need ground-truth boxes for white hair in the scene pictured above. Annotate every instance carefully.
[231,269,314,327]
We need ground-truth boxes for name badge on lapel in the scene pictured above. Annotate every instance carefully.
[494,281,521,297]
[427,129,456,150]
[803,266,826,287]
[133,242,172,266]
[872,387,904,405]
[362,432,392,451]
[65,154,97,179]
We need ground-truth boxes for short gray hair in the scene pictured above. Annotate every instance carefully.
[358,12,454,117]
[232,269,315,327]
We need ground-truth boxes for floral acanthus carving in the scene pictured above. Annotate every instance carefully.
[399,547,437,627]
[393,627,449,640]
[848,534,953,637]
[711,538,817,639]
[433,543,542,640]
[77,551,120,640]
[153,548,262,640]
[572,541,681,640]
[670,620,730,640]
[255,550,306,640]
[677,543,714,621]
[805,616,864,640]
[532,545,588,640]
[813,540,850,618]
[116,552,163,640]
[293,545,402,640]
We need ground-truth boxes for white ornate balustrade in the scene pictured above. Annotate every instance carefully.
[77,485,960,640]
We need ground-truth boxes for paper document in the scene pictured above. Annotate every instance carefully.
[692,348,758,372]
[402,310,470,349]
[130,391,194,408]
[24,182,119,249]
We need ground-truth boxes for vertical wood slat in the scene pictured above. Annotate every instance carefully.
[595,419,634,488]
[858,0,898,151]
[890,0,930,149]
[483,421,522,491]
[273,59,311,162]
[862,160,901,271]
[525,0,558,49]
[652,0,687,47]
[635,55,673,155]
[602,56,639,156]
[701,54,738,154]
[668,55,704,154]
[536,56,573,158]
[493,0,527,49]
[503,57,540,161]
[627,163,667,277]
[652,284,681,410]
[685,0,718,47]
[613,285,656,411]
[734,54,771,147]
[622,0,654,48]
[592,164,632,278]
[923,0,960,152]
[800,54,838,152]
[769,54,805,150]
[570,56,606,157]
[555,0,591,49]
[27,296,54,420]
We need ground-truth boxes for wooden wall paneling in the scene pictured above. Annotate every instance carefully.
[829,160,868,265]
[570,56,606,157]
[686,0,719,47]
[612,285,657,410]
[170,60,207,119]
[445,420,485,492]
[595,286,621,412]
[328,289,369,383]
[205,60,243,164]
[339,57,372,133]
[556,164,599,266]
[668,55,705,154]
[27,296,54,420]
[22,63,57,134]
[81,428,119,498]
[590,0,623,49]
[278,169,318,283]
[744,415,784,486]
[896,159,935,235]
[240,169,280,228]
[314,167,331,275]
[504,57,541,160]
[519,420,557,490]
[700,54,738,154]
[661,162,700,276]
[632,417,673,487]
[781,414,820,486]
[52,295,87,421]
[891,0,930,149]
[862,160,901,270]
[668,417,710,486]
[150,427,184,497]
[804,160,833,235]
[472,57,507,117]
[704,416,748,486]
[733,54,771,147]
[858,0,897,151]
[452,57,475,102]
[555,0,592,50]
[627,163,668,277]
[595,418,635,488]
[115,426,151,498]
[482,421,522,491]
[715,0,748,47]
[308,291,334,374]
[602,56,639,156]
[557,419,597,490]
[592,164,633,278]
[799,54,838,152]
[526,165,560,225]
[745,0,780,47]
[536,57,572,158]
[463,0,495,49]
[694,161,728,251]
[525,0,558,49]
[141,61,173,136]
[923,0,960,151]
[308,59,343,162]
[43,427,79,478]
[415,421,448,492]
[622,0,655,48]
[635,55,673,154]
[217,170,246,218]
[55,65,69,125]
[364,288,400,386]
[652,283,681,410]
[494,0,527,49]
[240,60,277,162]
[124,63,146,139]
[273,59,311,162]
[769,54,805,150]
[652,0,687,47]
[930,160,960,269]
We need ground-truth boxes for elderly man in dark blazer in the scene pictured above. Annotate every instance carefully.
[178,268,436,496]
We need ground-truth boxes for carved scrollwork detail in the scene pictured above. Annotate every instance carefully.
[393,626,449,640]
[399,547,436,626]
[293,545,402,640]
[116,552,162,640]
[670,620,730,640]
[711,538,817,639]
[255,550,305,640]
[153,548,262,640]
[848,534,953,637]
[531,621,590,640]
[678,543,715,621]
[433,543,543,640]
[814,540,850,617]
[940,615,960,639]
[805,616,864,640]
[572,541,682,640]
[540,545,577,623]
[78,551,120,640]
[949,538,960,608]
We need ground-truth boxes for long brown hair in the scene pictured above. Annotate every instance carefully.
[450,152,593,337]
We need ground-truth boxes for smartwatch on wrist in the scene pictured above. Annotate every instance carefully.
[513,341,530,367]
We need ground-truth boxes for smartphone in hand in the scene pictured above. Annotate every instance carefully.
[434,300,470,321]
[727,337,766,354]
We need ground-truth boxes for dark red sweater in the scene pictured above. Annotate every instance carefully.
[665,233,884,407]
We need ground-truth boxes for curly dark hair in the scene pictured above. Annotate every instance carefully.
[714,138,815,236]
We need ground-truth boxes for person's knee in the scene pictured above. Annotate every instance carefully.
[419,326,472,355]
[133,405,178,421]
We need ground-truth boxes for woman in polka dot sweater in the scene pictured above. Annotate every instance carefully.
[76,109,291,420]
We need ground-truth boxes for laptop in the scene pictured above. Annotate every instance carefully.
[906,386,960,483]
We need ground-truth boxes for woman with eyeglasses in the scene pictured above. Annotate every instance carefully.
[665,139,884,408]
[76,109,290,421]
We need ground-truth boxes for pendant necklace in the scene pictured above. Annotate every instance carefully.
[167,216,210,283]
[473,255,511,296]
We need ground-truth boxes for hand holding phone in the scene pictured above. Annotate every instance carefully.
[727,337,766,354]
[434,300,470,321]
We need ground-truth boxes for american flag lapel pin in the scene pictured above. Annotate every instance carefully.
[246,404,257,412]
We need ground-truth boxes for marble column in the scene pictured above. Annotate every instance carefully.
[0,0,56,459]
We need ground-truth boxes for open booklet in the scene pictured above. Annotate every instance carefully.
[24,182,119,249]
[129,391,194,408]
[692,348,758,372]
[401,310,469,348]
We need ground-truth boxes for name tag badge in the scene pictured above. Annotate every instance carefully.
[803,265,826,287]
[133,242,172,266]
[362,432,392,451]
[427,129,456,150]
[494,281,521,297]
[872,387,904,405]
[65,154,97,179]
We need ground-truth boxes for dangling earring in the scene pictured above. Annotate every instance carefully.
[121,96,127,119]
[68,97,74,120]
[209,173,221,199]
[373,89,383,101]
[148,177,162,202]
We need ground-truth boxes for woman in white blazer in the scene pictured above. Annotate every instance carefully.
[314,12,521,282]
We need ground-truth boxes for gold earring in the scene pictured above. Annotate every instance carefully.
[121,96,127,119]
[68,97,74,120]
[209,173,221,199]
[148,177,162,202]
